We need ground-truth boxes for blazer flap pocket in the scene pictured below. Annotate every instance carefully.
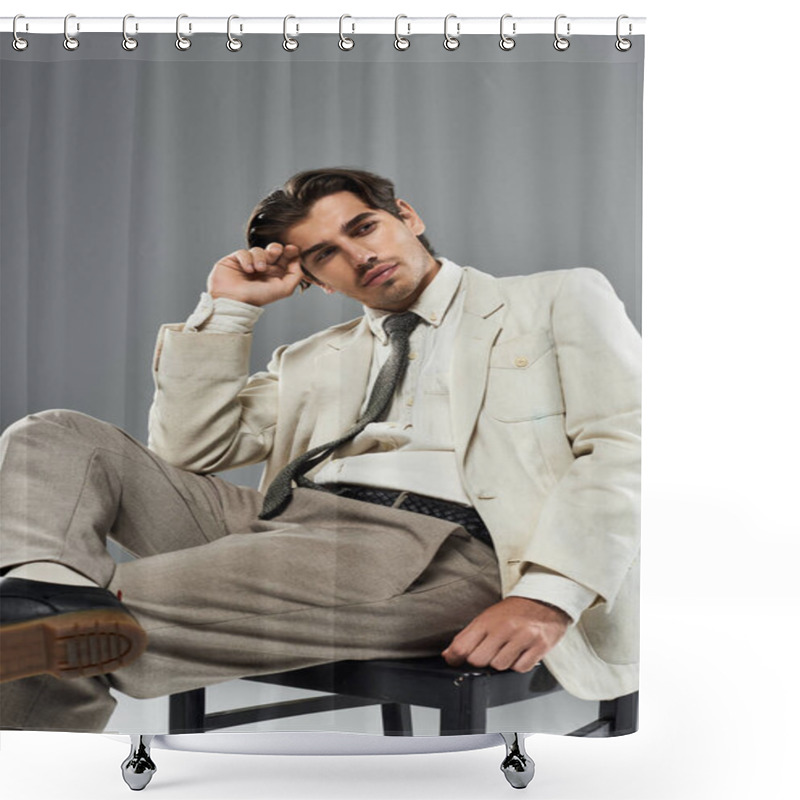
[486,335,564,422]
[489,334,552,370]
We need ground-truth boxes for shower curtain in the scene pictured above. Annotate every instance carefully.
[0,23,643,738]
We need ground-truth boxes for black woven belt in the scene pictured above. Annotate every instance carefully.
[327,484,494,550]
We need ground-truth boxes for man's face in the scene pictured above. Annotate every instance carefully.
[286,191,440,311]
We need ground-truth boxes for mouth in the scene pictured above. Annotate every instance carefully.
[362,263,398,287]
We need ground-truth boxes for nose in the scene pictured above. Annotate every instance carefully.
[342,242,377,270]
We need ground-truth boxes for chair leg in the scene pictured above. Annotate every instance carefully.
[499,733,535,789]
[381,702,413,735]
[121,735,156,791]
[169,688,206,733]
[599,691,639,736]
[439,675,489,734]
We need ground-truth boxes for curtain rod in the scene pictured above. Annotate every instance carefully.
[1,16,646,37]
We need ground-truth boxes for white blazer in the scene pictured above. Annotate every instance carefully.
[149,264,641,701]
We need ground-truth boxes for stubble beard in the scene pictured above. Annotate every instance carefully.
[364,251,435,311]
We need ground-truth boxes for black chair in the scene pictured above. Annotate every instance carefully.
[119,659,637,790]
[168,656,638,738]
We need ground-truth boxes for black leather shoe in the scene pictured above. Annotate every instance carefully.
[0,577,147,683]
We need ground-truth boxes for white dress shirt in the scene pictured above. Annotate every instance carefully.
[313,259,470,503]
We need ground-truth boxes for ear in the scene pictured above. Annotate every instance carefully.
[320,285,336,295]
[395,199,426,236]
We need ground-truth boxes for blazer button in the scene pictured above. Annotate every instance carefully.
[514,356,528,368]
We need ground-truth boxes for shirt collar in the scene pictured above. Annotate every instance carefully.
[364,258,463,344]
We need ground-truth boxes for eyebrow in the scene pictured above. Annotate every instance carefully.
[299,211,377,263]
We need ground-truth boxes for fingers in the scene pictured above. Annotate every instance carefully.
[471,637,527,671]
[224,243,301,276]
[510,649,542,673]
[441,625,486,667]
[450,629,530,671]
[277,243,301,269]
[442,598,570,674]
[278,255,305,291]
[445,631,542,673]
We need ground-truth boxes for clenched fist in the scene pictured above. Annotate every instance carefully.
[207,243,305,307]
[441,596,570,673]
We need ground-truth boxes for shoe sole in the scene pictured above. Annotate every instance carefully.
[0,608,148,683]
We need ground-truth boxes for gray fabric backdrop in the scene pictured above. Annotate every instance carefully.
[1,33,643,490]
[0,30,643,734]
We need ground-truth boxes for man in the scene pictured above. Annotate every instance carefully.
[0,168,640,731]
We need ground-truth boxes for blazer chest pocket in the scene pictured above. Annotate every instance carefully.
[484,336,564,422]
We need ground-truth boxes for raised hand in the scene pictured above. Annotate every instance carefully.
[207,243,305,307]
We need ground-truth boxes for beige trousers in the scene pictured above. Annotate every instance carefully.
[0,410,502,732]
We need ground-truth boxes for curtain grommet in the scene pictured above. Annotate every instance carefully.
[443,14,460,51]
[553,14,570,51]
[121,14,138,51]
[175,14,191,51]
[339,15,355,51]
[283,15,299,51]
[63,13,80,51]
[12,15,29,51]
[615,15,632,51]
[226,15,243,52]
[499,14,516,51]
[394,15,410,51]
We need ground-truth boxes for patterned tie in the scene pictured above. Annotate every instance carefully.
[259,311,422,519]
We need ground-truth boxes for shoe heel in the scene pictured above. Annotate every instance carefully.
[0,620,49,682]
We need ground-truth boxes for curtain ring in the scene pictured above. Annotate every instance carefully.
[339,15,355,51]
[12,15,29,51]
[227,15,243,52]
[122,14,138,51]
[175,14,191,51]
[499,14,516,51]
[394,15,410,51]
[283,15,299,51]
[553,14,570,51]
[63,13,80,51]
[443,14,460,51]
[615,14,632,52]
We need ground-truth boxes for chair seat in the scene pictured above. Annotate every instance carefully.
[169,656,637,737]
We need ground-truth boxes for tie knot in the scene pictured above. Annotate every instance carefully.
[382,311,421,340]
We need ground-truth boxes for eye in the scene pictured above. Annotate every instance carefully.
[315,247,336,263]
[355,221,377,235]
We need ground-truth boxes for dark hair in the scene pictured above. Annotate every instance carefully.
[246,168,435,285]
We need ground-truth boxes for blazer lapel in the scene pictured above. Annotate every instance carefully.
[451,269,505,460]
[311,316,373,446]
